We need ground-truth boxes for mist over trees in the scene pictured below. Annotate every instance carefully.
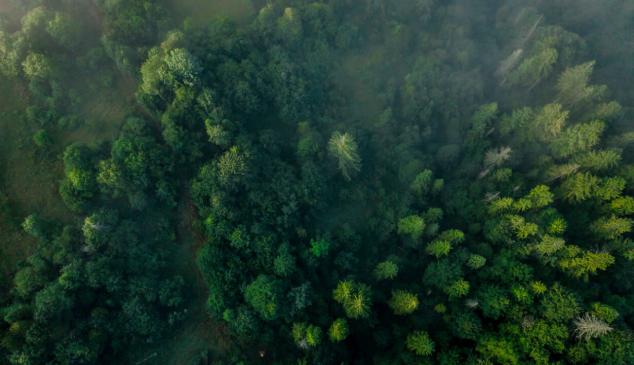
[1,0,634,364]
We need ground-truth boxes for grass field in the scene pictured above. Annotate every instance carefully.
[169,0,255,26]
[0,79,55,279]
[0,69,134,281]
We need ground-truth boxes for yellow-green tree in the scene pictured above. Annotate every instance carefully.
[388,290,419,315]
[328,131,361,180]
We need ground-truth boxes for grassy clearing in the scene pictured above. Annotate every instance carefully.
[0,113,71,224]
[63,75,135,146]
[169,0,255,26]
[0,70,135,280]
[0,0,15,14]
[334,48,386,124]
[0,80,45,279]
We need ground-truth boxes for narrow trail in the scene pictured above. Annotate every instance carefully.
[131,191,233,365]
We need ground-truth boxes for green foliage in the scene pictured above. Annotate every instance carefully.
[547,217,568,235]
[406,330,435,356]
[535,235,566,256]
[22,52,52,79]
[309,238,330,258]
[559,248,615,278]
[508,215,539,239]
[479,285,510,319]
[217,146,250,186]
[21,214,46,239]
[3,1,634,364]
[596,177,626,201]
[374,260,399,280]
[610,196,634,215]
[274,244,296,277]
[591,303,619,324]
[32,129,51,148]
[450,311,482,340]
[438,229,465,244]
[531,103,568,143]
[13,265,46,298]
[445,279,470,299]
[575,149,622,171]
[388,290,419,315]
[489,197,514,215]
[507,47,557,89]
[411,169,433,195]
[526,185,554,208]
[551,120,605,158]
[561,172,600,203]
[591,216,632,240]
[292,322,322,348]
[223,307,259,339]
[244,275,282,321]
[328,131,361,180]
[556,62,606,107]
[46,12,81,50]
[426,240,452,258]
[162,48,201,87]
[332,280,353,304]
[397,215,425,240]
[477,336,519,365]
[467,254,487,269]
[328,318,349,343]
[541,285,581,322]
[333,280,372,319]
[423,259,462,291]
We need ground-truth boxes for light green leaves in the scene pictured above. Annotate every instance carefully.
[406,330,435,356]
[328,131,361,180]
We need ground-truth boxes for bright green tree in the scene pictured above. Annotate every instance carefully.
[328,318,349,343]
[22,52,52,79]
[611,196,634,215]
[406,330,435,356]
[595,177,626,201]
[556,61,606,107]
[467,254,487,269]
[531,103,568,142]
[244,275,281,321]
[374,260,399,280]
[560,173,599,203]
[559,249,615,279]
[333,280,372,319]
[398,215,426,240]
[445,279,470,299]
[310,238,330,258]
[411,169,433,195]
[388,290,419,315]
[328,131,361,180]
[575,150,621,171]
[526,185,554,208]
[591,216,632,240]
[426,240,452,258]
[292,323,322,348]
[551,120,605,158]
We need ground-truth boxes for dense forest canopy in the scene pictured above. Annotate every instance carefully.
[1,0,634,364]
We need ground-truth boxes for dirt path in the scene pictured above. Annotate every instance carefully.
[130,191,233,365]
